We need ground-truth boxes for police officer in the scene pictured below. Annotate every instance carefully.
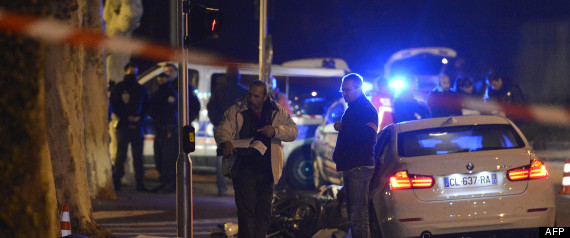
[149,73,178,193]
[110,62,150,192]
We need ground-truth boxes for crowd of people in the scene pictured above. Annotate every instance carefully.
[392,70,526,124]
[106,59,529,237]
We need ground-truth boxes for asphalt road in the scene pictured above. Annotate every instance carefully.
[93,157,570,238]
[93,170,237,238]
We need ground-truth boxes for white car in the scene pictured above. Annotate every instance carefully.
[312,98,346,187]
[369,115,555,237]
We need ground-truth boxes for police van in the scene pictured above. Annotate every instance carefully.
[138,58,348,189]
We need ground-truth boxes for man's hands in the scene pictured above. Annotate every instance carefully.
[222,141,236,156]
[257,125,275,138]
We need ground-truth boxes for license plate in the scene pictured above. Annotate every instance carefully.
[444,172,497,188]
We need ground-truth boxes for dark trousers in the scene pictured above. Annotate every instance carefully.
[113,126,145,184]
[232,158,274,238]
[343,166,374,238]
[153,125,178,186]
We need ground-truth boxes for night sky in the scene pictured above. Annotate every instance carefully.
[133,0,570,78]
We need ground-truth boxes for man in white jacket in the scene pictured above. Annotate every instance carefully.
[215,80,298,238]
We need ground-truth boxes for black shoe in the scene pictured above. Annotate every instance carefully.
[151,184,165,193]
[136,184,150,192]
[156,184,175,194]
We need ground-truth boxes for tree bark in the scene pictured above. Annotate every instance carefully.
[80,0,116,200]
[0,2,58,238]
[45,0,111,236]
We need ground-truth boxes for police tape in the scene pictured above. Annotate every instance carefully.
[429,94,570,126]
[0,8,222,65]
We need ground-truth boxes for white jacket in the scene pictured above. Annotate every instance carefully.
[214,98,298,183]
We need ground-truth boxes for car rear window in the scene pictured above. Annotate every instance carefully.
[398,124,525,157]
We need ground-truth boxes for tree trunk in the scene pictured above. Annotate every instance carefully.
[79,0,116,200]
[0,2,59,238]
[45,0,111,236]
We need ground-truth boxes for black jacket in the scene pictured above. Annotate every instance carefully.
[207,80,248,127]
[485,83,526,105]
[333,94,378,172]
[110,74,150,128]
[171,77,200,122]
[149,82,178,126]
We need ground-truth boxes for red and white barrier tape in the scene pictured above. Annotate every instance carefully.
[0,8,222,65]
[431,94,570,126]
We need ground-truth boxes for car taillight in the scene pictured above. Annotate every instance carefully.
[507,160,548,181]
[390,170,434,190]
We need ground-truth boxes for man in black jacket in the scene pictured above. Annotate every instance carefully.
[110,62,150,192]
[164,63,200,123]
[332,73,378,238]
[149,73,178,193]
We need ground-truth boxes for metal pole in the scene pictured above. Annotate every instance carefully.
[259,0,267,82]
[176,0,193,237]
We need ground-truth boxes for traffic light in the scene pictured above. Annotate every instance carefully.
[186,4,223,45]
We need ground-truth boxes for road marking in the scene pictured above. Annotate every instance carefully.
[98,217,237,238]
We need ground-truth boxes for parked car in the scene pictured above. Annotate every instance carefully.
[311,98,346,188]
[369,115,555,237]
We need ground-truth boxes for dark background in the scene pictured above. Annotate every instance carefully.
[132,0,570,104]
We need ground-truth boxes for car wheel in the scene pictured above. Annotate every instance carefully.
[285,147,314,190]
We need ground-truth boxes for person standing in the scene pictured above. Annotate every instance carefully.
[110,62,150,192]
[207,65,248,196]
[148,73,178,193]
[484,70,526,106]
[214,80,298,238]
[454,76,482,115]
[332,73,378,238]
[426,74,462,118]
[269,76,293,115]
[164,63,200,123]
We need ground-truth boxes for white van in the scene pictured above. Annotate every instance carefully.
[138,59,348,189]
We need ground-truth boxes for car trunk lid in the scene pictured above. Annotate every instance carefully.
[402,149,531,201]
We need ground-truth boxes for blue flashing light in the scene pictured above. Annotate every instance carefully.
[363,82,373,93]
[388,76,408,97]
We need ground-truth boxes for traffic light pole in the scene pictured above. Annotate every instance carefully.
[259,0,268,83]
[176,1,193,238]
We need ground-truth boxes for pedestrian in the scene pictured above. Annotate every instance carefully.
[269,76,293,115]
[148,73,178,193]
[207,65,248,196]
[392,75,429,123]
[426,74,462,118]
[454,76,481,115]
[110,62,150,192]
[332,73,378,238]
[484,70,526,105]
[164,63,200,123]
[214,80,298,238]
[484,70,526,120]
